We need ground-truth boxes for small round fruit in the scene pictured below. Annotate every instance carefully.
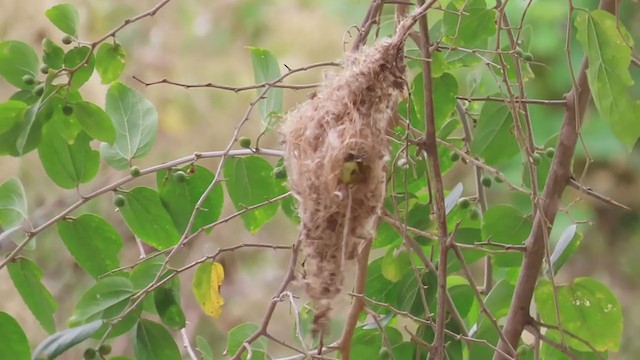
[458,197,471,209]
[469,208,480,221]
[273,166,287,179]
[129,166,141,177]
[449,152,460,162]
[545,147,555,159]
[522,52,534,62]
[62,34,73,45]
[113,194,126,208]
[238,137,252,149]
[83,348,97,359]
[98,344,112,356]
[62,104,74,116]
[40,64,49,74]
[532,153,541,165]
[494,175,503,183]
[34,84,45,97]
[481,176,492,188]
[173,171,188,183]
[515,48,524,57]
[22,75,35,85]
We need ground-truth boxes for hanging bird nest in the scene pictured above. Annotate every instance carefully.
[280,34,408,333]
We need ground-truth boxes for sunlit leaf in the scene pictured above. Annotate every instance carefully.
[42,38,65,70]
[74,101,116,144]
[96,43,126,84]
[248,47,283,130]
[0,178,27,230]
[192,261,225,318]
[471,101,520,165]
[38,129,100,189]
[45,3,80,36]
[0,101,27,134]
[63,46,95,90]
[0,41,39,89]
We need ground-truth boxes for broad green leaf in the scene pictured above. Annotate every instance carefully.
[38,129,99,189]
[447,227,484,273]
[7,258,57,334]
[0,41,39,89]
[540,330,608,359]
[91,299,142,339]
[448,278,475,319]
[154,285,186,329]
[42,38,65,70]
[192,261,225,318]
[63,46,95,90]
[69,276,134,325]
[45,3,80,36]
[32,320,103,360]
[226,323,267,360]
[0,178,27,229]
[118,187,180,250]
[575,10,638,149]
[482,205,532,267]
[535,278,622,352]
[157,165,224,235]
[381,249,410,283]
[0,101,27,134]
[131,255,166,290]
[196,336,214,360]
[471,101,519,165]
[548,224,583,276]
[248,47,283,130]
[442,0,497,48]
[96,43,126,84]
[134,319,181,360]
[0,312,30,360]
[100,82,158,169]
[409,72,458,132]
[74,101,116,144]
[223,156,282,233]
[57,214,123,278]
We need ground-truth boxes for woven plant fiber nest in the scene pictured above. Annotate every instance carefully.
[280,36,407,331]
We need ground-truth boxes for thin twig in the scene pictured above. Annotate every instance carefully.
[568,178,631,210]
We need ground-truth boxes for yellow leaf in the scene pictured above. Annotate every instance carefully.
[192,261,225,318]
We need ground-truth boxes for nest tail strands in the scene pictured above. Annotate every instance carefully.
[280,36,408,332]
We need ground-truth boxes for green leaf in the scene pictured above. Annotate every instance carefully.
[135,319,181,360]
[32,320,103,360]
[223,156,282,233]
[74,101,116,144]
[118,187,180,250]
[540,330,608,359]
[38,129,99,189]
[131,255,166,290]
[381,249,411,283]
[442,0,497,48]
[69,276,134,326]
[0,41,39,89]
[96,43,126,84]
[91,299,142,340]
[0,312,30,360]
[226,323,267,360]
[448,278,475,319]
[45,3,80,36]
[471,101,520,165]
[248,47,283,130]
[7,258,57,334]
[154,285,186,329]
[0,101,27,134]
[447,227,484,272]
[575,10,638,149]
[548,224,582,276]
[100,82,158,169]
[482,205,532,267]
[57,214,123,278]
[64,46,95,90]
[157,165,224,235]
[196,336,214,360]
[0,178,27,230]
[535,278,622,352]
[410,72,459,132]
[42,38,65,70]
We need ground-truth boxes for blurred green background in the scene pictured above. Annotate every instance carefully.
[0,0,639,358]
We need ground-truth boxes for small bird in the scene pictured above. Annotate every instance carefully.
[341,154,369,184]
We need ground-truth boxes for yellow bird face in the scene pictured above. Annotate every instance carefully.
[341,154,369,184]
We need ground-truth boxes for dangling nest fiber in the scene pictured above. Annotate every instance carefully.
[280,35,408,332]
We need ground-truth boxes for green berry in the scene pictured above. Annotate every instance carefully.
[469,209,480,221]
[98,344,112,356]
[40,64,49,74]
[494,175,503,183]
[532,153,541,165]
[173,171,188,183]
[449,152,460,162]
[129,166,141,177]
[238,137,252,149]
[83,348,97,359]
[113,194,125,208]
[62,104,73,116]
[481,176,492,188]
[522,52,534,62]
[62,34,73,45]
[545,147,555,159]
[515,48,524,57]
[34,84,44,97]
[273,166,287,179]
[22,75,35,85]
[458,198,471,209]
